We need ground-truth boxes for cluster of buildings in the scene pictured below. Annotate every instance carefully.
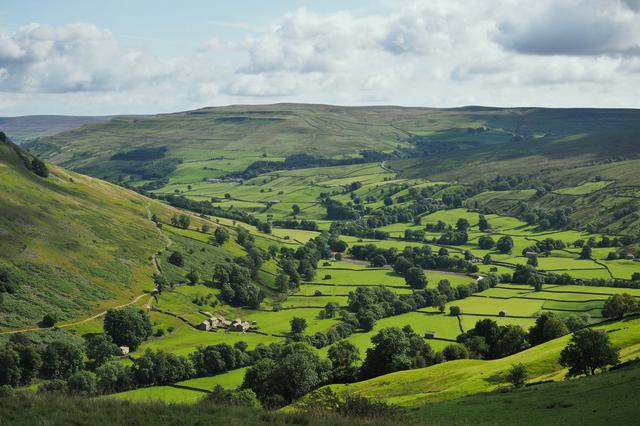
[196,314,251,332]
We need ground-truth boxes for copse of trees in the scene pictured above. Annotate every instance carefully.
[170,214,191,229]
[349,244,479,275]
[456,319,529,360]
[360,326,435,379]
[271,219,319,231]
[241,342,331,408]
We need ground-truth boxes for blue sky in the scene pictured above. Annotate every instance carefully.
[0,0,639,115]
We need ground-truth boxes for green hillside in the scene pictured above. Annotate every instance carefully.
[0,133,172,329]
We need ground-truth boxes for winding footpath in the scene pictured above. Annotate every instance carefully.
[0,204,173,335]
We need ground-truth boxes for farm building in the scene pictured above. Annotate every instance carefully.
[230,318,251,332]
[196,321,211,331]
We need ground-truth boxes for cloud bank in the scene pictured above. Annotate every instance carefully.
[1,0,639,115]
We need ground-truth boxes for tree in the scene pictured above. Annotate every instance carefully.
[103,308,152,351]
[275,273,290,294]
[370,254,387,267]
[478,235,495,250]
[492,325,529,358]
[292,204,301,215]
[186,269,199,284]
[31,157,49,178]
[85,334,119,366]
[214,227,229,245]
[67,371,97,395]
[393,257,413,275]
[12,343,41,385]
[560,329,619,377]
[290,317,308,334]
[40,341,84,380]
[456,218,470,232]
[478,215,491,231]
[496,236,514,254]
[580,245,592,259]
[528,313,568,345]
[96,362,133,394]
[564,314,590,332]
[602,293,638,319]
[358,311,377,331]
[168,251,184,267]
[328,341,360,383]
[322,302,339,319]
[177,214,191,229]
[442,344,469,360]
[405,267,427,289]
[507,363,528,388]
[153,273,168,293]
[0,347,21,386]
[361,327,412,379]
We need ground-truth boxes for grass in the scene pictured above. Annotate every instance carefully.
[554,180,613,195]
[0,393,401,426]
[408,361,640,425]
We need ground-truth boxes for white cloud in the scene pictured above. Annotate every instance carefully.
[1,1,640,115]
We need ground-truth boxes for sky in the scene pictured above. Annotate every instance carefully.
[1,0,640,116]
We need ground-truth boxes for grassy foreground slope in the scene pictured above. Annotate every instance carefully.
[411,362,640,426]
[319,316,640,407]
[0,134,171,329]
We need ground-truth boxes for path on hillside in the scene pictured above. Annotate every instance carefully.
[0,293,151,335]
[146,204,173,275]
[0,205,173,335]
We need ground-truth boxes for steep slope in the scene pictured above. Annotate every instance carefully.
[0,133,171,329]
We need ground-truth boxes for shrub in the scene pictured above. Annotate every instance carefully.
[204,385,260,408]
[41,313,57,328]
[506,363,528,388]
[168,251,184,267]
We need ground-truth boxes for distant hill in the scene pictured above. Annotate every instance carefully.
[23,103,640,233]
[0,115,115,144]
[0,132,171,329]
[24,104,640,179]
